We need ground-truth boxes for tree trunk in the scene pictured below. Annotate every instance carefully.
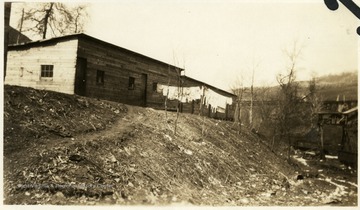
[17,8,24,44]
[200,86,206,136]
[174,74,182,135]
[42,3,54,39]
[319,124,325,160]
[233,101,241,134]
[249,84,253,128]
[164,66,170,121]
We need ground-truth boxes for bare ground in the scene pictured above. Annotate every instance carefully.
[3,85,358,206]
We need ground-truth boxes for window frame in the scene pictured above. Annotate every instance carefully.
[40,65,54,80]
[128,76,135,90]
[152,82,158,92]
[96,70,105,85]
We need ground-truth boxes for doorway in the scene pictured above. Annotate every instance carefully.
[75,57,87,96]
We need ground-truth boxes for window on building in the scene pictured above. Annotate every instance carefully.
[40,65,54,78]
[97,70,104,85]
[128,77,135,90]
[153,82,158,92]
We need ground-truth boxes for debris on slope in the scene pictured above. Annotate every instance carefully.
[3,86,357,206]
[4,85,127,155]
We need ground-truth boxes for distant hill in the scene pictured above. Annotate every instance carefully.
[317,71,358,86]
[238,71,358,102]
[304,71,358,101]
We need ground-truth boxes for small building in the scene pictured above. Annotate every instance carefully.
[317,107,358,166]
[180,76,235,120]
[5,33,236,118]
[5,33,182,108]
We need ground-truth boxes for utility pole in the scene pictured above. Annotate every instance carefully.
[4,2,12,80]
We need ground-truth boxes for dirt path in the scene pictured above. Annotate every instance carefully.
[13,105,144,157]
[53,105,145,147]
[3,104,144,204]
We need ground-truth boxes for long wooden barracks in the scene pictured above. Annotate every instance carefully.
[5,33,236,120]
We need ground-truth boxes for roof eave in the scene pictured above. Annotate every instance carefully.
[8,33,184,71]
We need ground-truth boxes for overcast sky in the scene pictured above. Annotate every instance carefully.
[10,0,359,90]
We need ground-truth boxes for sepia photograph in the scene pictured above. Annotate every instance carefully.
[2,0,359,207]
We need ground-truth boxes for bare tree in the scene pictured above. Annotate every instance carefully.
[67,4,89,33]
[307,76,323,126]
[163,52,184,135]
[275,41,303,158]
[164,65,171,120]
[249,60,260,129]
[199,85,207,136]
[255,86,277,138]
[174,66,183,135]
[16,8,25,44]
[306,76,324,158]
[18,2,89,39]
[171,52,185,135]
[231,76,247,134]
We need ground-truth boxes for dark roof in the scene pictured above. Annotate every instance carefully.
[8,33,183,71]
[8,26,32,45]
[181,76,236,98]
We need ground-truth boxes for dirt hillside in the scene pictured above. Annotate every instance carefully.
[3,85,357,206]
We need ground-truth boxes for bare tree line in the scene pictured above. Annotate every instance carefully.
[231,41,324,159]
[14,2,89,40]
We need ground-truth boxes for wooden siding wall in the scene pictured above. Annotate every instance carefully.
[77,39,180,107]
[5,36,235,121]
[5,40,78,94]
